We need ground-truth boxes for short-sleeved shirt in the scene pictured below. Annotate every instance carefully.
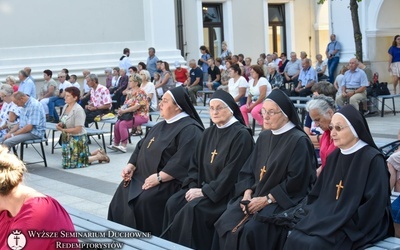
[124,88,149,117]
[228,76,248,100]
[90,84,112,108]
[58,81,72,95]
[388,46,400,63]
[208,66,221,82]
[326,40,342,57]
[19,78,36,98]
[174,68,188,83]
[147,55,159,77]
[284,59,301,76]
[0,196,78,250]
[249,77,271,101]
[40,79,58,98]
[19,97,46,138]
[189,67,203,86]
[141,82,158,111]
[342,68,369,89]
[298,67,318,87]
[119,56,132,76]
[315,60,329,77]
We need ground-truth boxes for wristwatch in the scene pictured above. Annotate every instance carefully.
[266,195,273,204]
[157,173,163,183]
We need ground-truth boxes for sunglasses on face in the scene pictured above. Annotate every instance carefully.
[328,124,349,132]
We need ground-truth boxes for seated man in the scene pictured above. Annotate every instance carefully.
[18,69,36,98]
[84,74,112,127]
[205,58,221,90]
[1,92,46,149]
[111,68,129,111]
[335,58,368,110]
[291,58,318,97]
[184,59,203,105]
[80,70,91,108]
[283,52,301,89]
[47,72,71,123]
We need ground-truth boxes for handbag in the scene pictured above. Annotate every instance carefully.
[253,197,308,230]
[118,112,134,121]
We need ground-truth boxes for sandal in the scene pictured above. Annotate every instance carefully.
[132,130,143,136]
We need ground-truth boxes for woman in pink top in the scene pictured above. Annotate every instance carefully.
[0,145,78,250]
[306,95,337,177]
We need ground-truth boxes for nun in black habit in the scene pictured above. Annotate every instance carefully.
[212,89,317,250]
[284,105,393,249]
[161,90,254,250]
[108,86,204,236]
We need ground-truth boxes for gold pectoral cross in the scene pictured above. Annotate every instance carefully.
[259,166,267,181]
[147,137,155,148]
[210,149,218,164]
[336,180,344,200]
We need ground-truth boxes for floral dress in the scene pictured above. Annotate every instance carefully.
[60,111,90,169]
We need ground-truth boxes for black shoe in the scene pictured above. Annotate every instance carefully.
[46,117,55,123]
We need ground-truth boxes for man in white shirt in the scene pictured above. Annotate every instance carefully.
[119,48,132,76]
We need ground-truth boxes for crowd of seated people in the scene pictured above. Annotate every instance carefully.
[0,42,398,250]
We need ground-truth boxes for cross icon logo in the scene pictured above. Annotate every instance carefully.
[7,230,27,250]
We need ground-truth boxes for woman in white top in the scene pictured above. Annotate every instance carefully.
[240,65,271,127]
[228,64,248,104]
[140,70,158,111]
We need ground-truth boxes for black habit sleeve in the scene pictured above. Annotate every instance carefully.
[202,129,254,203]
[128,137,144,166]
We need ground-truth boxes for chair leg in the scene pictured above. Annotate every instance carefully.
[381,98,385,117]
[52,130,55,154]
[392,97,396,115]
[20,143,24,161]
[40,142,48,167]
[252,119,256,136]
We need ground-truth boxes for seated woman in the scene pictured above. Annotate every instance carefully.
[5,75,19,92]
[56,87,110,169]
[140,70,158,112]
[228,64,248,105]
[240,65,272,127]
[39,69,58,119]
[108,87,204,236]
[306,95,337,177]
[162,90,254,250]
[0,85,20,141]
[109,74,149,151]
[267,62,283,90]
[285,105,393,249]
[0,145,78,249]
[213,89,317,250]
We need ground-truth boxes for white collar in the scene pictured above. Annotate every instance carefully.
[216,116,238,129]
[166,112,189,124]
[340,140,368,155]
[271,121,295,135]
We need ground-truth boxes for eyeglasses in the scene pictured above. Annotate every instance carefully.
[210,106,228,113]
[328,124,349,132]
[58,76,65,78]
[261,109,282,117]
